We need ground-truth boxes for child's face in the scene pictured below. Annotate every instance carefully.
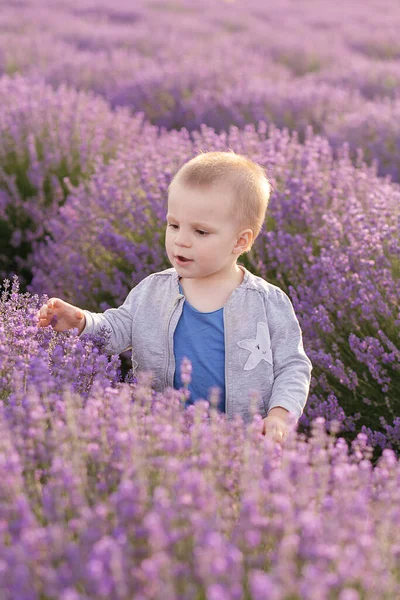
[165,181,252,280]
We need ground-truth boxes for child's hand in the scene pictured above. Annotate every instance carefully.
[261,413,289,444]
[36,298,86,334]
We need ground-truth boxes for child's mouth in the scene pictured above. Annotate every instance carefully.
[176,255,193,263]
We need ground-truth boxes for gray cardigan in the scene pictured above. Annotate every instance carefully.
[82,266,313,424]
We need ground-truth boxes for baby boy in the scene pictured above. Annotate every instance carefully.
[37,150,312,443]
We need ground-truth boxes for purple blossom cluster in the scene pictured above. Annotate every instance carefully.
[0,276,121,403]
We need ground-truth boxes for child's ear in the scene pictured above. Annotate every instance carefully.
[234,229,253,254]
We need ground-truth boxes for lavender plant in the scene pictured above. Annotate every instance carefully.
[0,75,151,284]
[323,97,400,181]
[178,80,364,141]
[348,26,400,60]
[0,276,121,405]
[29,142,175,310]
[312,56,400,100]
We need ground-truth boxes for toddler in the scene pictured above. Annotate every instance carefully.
[37,151,313,443]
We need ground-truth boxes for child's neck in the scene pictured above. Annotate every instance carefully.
[180,264,244,292]
[179,266,245,312]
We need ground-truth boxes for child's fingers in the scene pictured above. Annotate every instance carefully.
[47,298,60,310]
[263,427,287,443]
[44,304,54,317]
[38,305,49,320]
[36,299,83,329]
[36,306,51,326]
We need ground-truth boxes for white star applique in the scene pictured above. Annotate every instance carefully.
[237,321,273,370]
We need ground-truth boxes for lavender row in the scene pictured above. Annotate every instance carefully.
[1,1,400,180]
[2,75,400,289]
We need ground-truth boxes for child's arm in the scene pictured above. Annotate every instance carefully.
[265,287,313,420]
[80,288,138,354]
[37,288,138,355]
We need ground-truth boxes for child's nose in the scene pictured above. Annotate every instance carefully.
[175,231,191,246]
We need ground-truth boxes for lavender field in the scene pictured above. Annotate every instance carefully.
[1,0,400,598]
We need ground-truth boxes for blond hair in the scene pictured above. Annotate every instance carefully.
[168,150,271,253]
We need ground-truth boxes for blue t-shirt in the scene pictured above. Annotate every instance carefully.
[173,280,226,412]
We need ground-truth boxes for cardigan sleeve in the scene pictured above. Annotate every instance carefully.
[81,275,153,355]
[265,287,313,420]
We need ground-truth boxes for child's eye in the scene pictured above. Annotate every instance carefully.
[167,224,208,236]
